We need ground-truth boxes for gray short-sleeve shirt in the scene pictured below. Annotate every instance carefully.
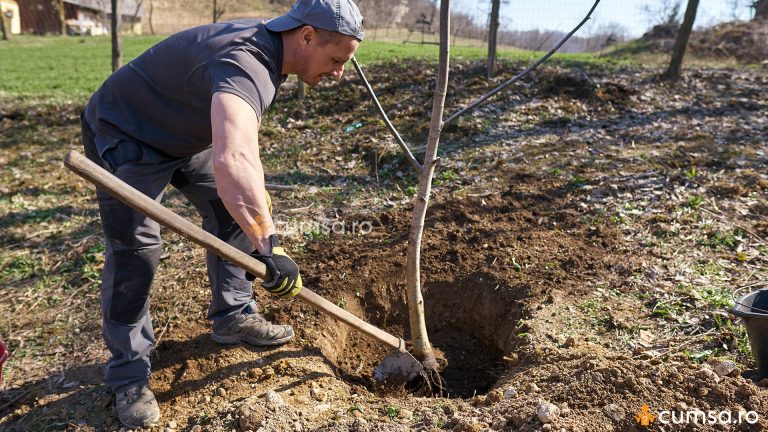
[85,19,285,157]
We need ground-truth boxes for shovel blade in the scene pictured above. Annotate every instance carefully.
[374,350,423,383]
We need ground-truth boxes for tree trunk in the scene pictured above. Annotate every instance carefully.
[131,0,143,34]
[405,0,450,371]
[662,0,699,81]
[111,0,123,72]
[755,0,768,19]
[487,0,500,78]
[0,10,8,41]
[148,0,155,35]
[213,0,218,23]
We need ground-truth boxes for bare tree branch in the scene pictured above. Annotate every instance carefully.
[442,0,601,128]
[351,57,423,174]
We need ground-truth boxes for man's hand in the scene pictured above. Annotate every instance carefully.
[247,235,302,298]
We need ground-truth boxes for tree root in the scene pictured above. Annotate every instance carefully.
[406,360,447,397]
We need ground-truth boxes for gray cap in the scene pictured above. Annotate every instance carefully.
[266,0,364,41]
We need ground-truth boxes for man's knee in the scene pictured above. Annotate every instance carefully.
[99,198,139,247]
[107,247,162,324]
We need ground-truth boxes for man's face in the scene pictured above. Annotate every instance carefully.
[298,30,359,86]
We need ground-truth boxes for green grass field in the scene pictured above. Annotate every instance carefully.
[0,36,165,100]
[0,34,610,102]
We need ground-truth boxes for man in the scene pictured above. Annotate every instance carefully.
[80,0,363,427]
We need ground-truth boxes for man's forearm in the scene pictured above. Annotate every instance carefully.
[213,156,275,254]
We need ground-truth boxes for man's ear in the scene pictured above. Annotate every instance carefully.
[299,26,316,47]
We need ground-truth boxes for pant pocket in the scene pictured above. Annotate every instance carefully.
[102,140,144,172]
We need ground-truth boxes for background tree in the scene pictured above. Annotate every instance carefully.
[450,12,474,44]
[55,0,66,35]
[402,0,437,34]
[754,0,768,19]
[213,0,236,23]
[111,0,122,71]
[131,0,143,27]
[726,0,744,19]
[641,0,682,26]
[147,0,155,34]
[662,0,700,81]
[486,0,500,78]
[356,0,409,39]
[582,22,628,51]
[0,9,7,41]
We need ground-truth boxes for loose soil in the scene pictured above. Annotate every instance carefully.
[1,58,767,431]
[638,20,768,64]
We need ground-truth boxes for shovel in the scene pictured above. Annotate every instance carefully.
[63,150,422,384]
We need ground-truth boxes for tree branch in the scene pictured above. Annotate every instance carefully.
[442,0,601,127]
[351,57,423,174]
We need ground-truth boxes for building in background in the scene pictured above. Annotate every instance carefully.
[0,0,21,34]
[17,0,143,35]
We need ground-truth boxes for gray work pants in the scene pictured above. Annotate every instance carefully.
[81,115,254,390]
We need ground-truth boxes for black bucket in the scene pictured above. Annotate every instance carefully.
[730,287,768,380]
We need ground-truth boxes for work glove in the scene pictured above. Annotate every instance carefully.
[246,234,302,298]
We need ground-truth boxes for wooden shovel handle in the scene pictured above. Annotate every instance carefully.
[64,150,404,352]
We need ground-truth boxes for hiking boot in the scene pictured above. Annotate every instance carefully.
[114,383,160,429]
[212,301,294,346]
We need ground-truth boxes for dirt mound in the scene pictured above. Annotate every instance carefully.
[535,71,597,100]
[690,20,768,63]
[532,70,634,107]
[444,347,768,432]
[639,20,768,63]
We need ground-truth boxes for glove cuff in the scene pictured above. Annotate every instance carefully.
[262,234,279,256]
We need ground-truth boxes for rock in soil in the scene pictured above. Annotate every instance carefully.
[602,403,625,422]
[537,401,560,423]
[714,360,737,377]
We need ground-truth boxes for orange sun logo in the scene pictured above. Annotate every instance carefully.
[635,404,657,426]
